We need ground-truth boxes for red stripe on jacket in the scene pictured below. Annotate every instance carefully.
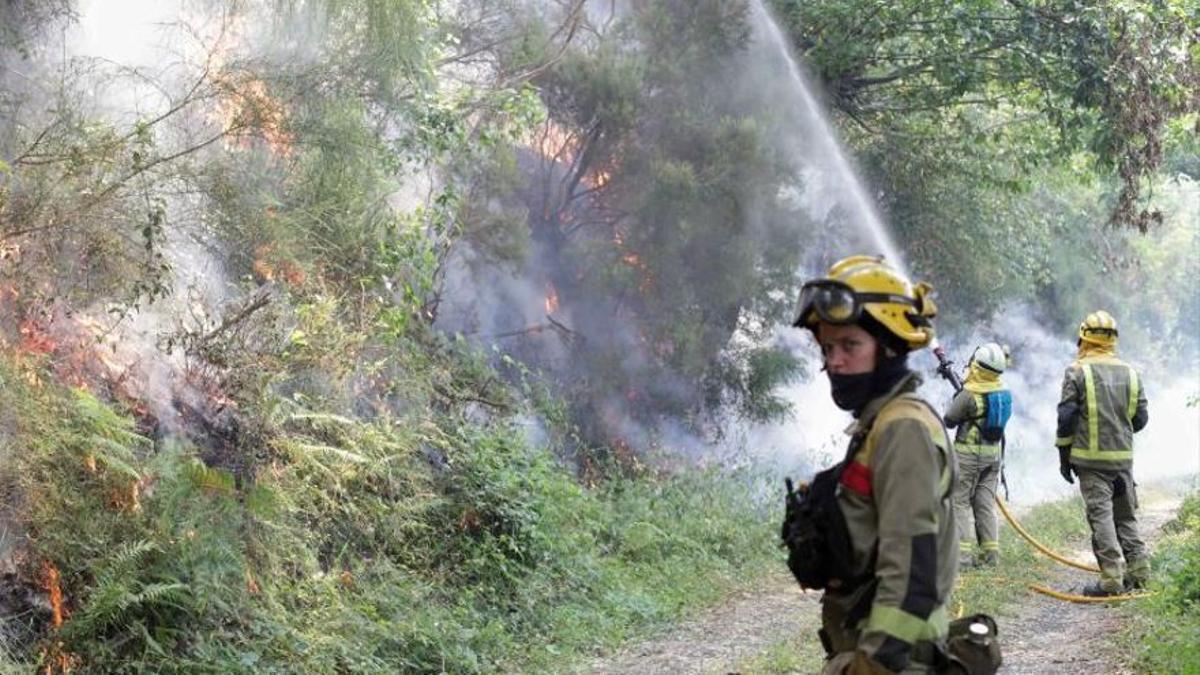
[841,460,872,496]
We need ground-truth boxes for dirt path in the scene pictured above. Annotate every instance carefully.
[1000,492,1180,674]
[582,492,1181,675]
[580,570,820,675]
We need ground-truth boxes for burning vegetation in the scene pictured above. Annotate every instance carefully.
[0,0,1191,672]
[212,74,295,157]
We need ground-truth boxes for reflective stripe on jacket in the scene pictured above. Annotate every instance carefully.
[829,372,958,670]
[1056,354,1148,470]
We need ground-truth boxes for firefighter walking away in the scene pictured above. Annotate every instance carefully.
[1056,310,1150,597]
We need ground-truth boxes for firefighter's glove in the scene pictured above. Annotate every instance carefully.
[1057,447,1074,485]
[843,651,896,675]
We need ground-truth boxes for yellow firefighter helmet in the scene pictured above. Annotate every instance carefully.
[1078,310,1118,347]
[794,255,938,351]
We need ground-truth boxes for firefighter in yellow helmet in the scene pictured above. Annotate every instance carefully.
[1056,310,1149,596]
[788,256,959,673]
[945,343,1012,568]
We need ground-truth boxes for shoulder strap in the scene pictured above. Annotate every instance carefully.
[834,430,869,484]
[864,393,954,499]
[968,392,987,434]
[908,395,955,500]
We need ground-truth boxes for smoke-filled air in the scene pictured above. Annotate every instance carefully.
[0,0,1196,672]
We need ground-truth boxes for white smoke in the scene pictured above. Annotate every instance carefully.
[737,325,846,476]
[73,0,182,65]
[955,305,1199,502]
[724,3,1200,504]
[750,302,1200,503]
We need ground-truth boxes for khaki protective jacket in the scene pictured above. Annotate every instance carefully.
[827,372,958,670]
[944,390,1004,457]
[1055,347,1148,470]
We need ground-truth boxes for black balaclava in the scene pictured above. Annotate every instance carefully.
[826,314,912,416]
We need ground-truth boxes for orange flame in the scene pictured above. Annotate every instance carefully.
[252,244,305,286]
[212,76,294,156]
[38,561,78,672]
[19,318,57,356]
[581,168,612,190]
[544,283,560,314]
[17,312,130,389]
[252,244,275,282]
[533,120,578,165]
[531,121,617,192]
[42,562,66,629]
[110,474,151,513]
[610,228,653,293]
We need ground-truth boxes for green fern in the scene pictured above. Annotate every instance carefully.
[182,459,236,495]
[60,541,190,643]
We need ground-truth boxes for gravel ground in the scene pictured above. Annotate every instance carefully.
[581,571,820,675]
[582,492,1181,675]
[1000,493,1179,674]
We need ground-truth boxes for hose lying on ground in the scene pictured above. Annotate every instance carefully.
[993,496,1156,603]
[1027,582,1154,603]
[994,496,1101,573]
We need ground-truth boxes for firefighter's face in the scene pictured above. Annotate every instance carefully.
[816,322,878,375]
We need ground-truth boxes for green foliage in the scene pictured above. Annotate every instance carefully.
[0,352,776,672]
[455,0,814,442]
[300,0,439,105]
[761,0,1198,336]
[1155,494,1200,608]
[709,345,805,424]
[1,1,1196,672]
[1118,491,1200,673]
[59,541,189,644]
[0,93,177,313]
[0,362,253,670]
[772,0,1198,231]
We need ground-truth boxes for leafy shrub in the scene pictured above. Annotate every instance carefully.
[1118,491,1200,673]
[0,353,777,673]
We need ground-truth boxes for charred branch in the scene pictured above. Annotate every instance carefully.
[195,288,273,350]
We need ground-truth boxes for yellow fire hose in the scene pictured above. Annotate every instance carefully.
[965,575,1154,604]
[1027,582,1153,603]
[994,496,1100,573]
[993,496,1155,603]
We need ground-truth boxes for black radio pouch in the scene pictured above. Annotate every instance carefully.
[780,435,864,590]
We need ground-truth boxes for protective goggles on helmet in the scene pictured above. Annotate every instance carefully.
[794,280,919,327]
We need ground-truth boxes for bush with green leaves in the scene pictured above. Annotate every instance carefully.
[1117,491,1200,673]
[0,352,777,673]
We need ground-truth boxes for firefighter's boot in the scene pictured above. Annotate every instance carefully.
[1081,581,1122,597]
[1125,557,1150,590]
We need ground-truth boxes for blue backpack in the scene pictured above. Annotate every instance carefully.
[979,390,1012,443]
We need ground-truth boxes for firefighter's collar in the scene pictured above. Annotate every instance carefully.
[844,371,923,436]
